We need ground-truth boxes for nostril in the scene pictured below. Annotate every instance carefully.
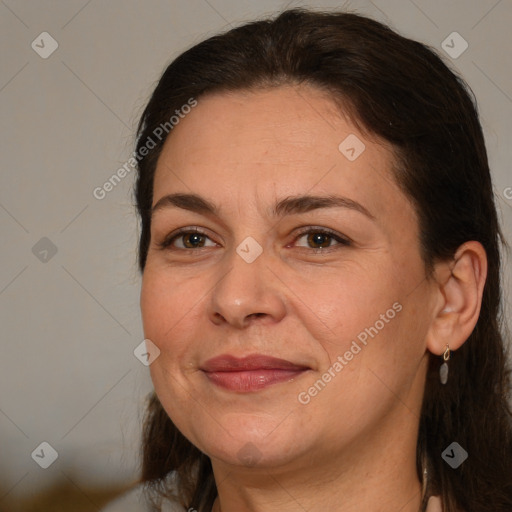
[249,313,265,319]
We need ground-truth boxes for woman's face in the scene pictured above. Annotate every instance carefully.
[140,85,436,471]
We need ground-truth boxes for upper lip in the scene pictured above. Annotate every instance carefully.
[200,354,309,372]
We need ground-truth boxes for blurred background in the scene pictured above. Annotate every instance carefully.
[1,0,511,510]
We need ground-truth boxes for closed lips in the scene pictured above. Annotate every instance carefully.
[200,354,310,392]
[200,354,310,372]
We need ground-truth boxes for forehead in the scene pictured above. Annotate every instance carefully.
[161,86,351,159]
[152,85,411,228]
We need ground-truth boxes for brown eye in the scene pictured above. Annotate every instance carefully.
[181,233,207,248]
[158,229,217,250]
[306,232,332,249]
[294,229,351,250]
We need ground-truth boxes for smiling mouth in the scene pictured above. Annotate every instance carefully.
[200,354,310,392]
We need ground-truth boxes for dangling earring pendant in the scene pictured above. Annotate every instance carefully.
[439,345,450,385]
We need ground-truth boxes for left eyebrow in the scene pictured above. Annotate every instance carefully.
[150,193,375,220]
[272,194,375,220]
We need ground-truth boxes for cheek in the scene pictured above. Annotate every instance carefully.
[140,270,202,361]
[292,263,403,357]
[304,284,427,415]
[140,272,206,425]
[294,261,427,421]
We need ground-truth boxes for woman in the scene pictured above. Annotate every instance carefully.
[105,7,512,512]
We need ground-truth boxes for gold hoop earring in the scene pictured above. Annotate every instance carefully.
[439,344,450,385]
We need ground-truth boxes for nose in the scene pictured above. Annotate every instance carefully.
[208,248,286,329]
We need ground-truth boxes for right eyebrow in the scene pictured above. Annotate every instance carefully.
[151,193,218,217]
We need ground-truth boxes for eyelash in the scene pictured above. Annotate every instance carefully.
[157,226,351,253]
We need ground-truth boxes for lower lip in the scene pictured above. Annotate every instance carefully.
[203,369,307,392]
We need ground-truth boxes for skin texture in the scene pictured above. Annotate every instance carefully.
[140,85,487,512]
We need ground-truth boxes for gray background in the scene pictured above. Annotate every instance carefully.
[1,0,511,502]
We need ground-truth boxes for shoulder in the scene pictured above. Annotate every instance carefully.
[99,480,185,512]
[100,486,447,512]
[99,484,150,512]
[426,495,443,512]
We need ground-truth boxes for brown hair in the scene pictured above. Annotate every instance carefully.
[134,8,512,512]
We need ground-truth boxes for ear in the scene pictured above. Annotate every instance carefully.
[425,241,488,355]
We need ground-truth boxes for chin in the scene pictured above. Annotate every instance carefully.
[205,437,307,470]
[187,412,313,469]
